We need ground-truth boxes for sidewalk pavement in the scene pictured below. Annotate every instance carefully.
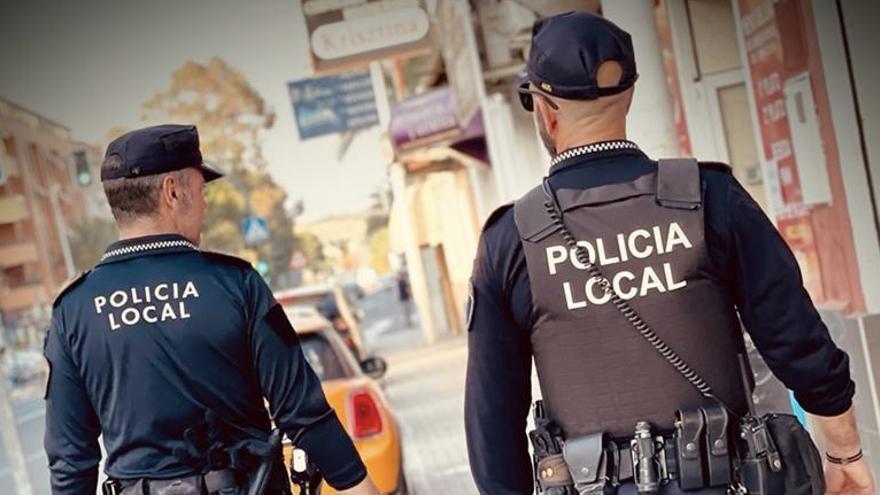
[378,333,479,495]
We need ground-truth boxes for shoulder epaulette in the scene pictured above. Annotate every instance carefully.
[53,271,90,307]
[698,161,733,174]
[201,250,253,268]
[482,202,514,233]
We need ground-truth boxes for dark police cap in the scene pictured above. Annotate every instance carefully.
[101,124,223,183]
[518,11,638,111]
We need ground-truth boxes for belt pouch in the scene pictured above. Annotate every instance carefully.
[674,408,706,490]
[562,432,608,494]
[147,476,204,495]
[536,454,574,490]
[700,404,732,486]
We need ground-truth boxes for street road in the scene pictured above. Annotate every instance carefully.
[360,282,479,494]
[1,386,51,495]
[0,283,478,494]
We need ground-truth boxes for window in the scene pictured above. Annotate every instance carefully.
[299,332,350,381]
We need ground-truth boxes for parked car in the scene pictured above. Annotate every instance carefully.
[281,311,406,495]
[275,285,365,359]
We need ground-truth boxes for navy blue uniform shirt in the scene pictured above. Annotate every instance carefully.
[44,234,366,494]
[464,145,855,495]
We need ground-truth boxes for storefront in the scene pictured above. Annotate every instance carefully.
[637,0,880,471]
[387,87,491,343]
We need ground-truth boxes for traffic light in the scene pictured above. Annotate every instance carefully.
[73,150,92,186]
[256,260,270,277]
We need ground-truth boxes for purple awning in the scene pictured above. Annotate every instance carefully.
[389,86,487,163]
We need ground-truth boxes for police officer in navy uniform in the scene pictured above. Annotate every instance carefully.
[464,12,875,495]
[44,125,380,495]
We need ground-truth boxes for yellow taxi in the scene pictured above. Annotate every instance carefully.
[282,308,406,494]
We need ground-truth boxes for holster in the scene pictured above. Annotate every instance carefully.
[562,432,608,495]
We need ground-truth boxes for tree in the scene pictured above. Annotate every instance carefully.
[293,230,326,273]
[368,225,391,274]
[142,57,297,287]
[69,217,118,271]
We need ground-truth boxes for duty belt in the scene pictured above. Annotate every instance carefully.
[537,432,680,494]
[102,469,237,495]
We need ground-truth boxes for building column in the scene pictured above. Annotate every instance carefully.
[389,163,437,344]
[601,0,680,158]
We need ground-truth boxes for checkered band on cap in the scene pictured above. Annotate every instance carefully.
[550,140,640,167]
[101,239,197,261]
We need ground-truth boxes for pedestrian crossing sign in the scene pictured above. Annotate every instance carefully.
[242,216,269,246]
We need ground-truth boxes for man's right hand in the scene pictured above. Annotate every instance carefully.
[814,406,875,495]
[826,459,875,495]
[336,476,381,495]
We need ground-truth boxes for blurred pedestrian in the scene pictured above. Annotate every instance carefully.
[397,271,413,329]
[465,11,873,495]
[44,125,379,495]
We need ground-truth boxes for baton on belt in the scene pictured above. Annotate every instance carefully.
[247,428,283,495]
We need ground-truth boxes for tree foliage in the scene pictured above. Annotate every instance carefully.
[368,225,391,274]
[69,217,118,271]
[142,57,295,287]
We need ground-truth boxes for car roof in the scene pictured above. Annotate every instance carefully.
[288,313,330,334]
[274,284,334,300]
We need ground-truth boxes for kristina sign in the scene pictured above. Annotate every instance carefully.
[303,0,433,74]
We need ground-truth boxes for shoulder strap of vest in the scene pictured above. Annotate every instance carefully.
[481,202,514,234]
[513,184,559,243]
[656,158,701,210]
[53,270,90,307]
[201,250,253,269]
[699,161,733,174]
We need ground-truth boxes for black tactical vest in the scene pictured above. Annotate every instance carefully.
[514,159,748,438]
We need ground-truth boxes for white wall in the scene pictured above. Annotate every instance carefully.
[601,0,680,159]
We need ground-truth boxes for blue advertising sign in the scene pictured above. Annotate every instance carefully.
[287,70,379,140]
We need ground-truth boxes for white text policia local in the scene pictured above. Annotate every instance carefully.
[93,281,200,330]
[546,222,693,310]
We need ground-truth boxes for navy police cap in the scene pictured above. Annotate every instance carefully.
[520,11,638,109]
[101,124,223,183]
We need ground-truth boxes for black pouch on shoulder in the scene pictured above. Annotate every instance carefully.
[674,408,706,490]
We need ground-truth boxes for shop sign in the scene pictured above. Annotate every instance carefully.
[287,70,379,140]
[303,0,433,74]
[435,0,481,125]
[390,88,459,151]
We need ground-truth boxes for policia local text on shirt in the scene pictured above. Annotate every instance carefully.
[464,12,875,495]
[43,125,381,495]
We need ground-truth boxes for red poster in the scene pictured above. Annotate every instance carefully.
[738,0,801,205]
[654,2,691,156]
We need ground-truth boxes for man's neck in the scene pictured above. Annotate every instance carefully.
[556,129,627,153]
[117,219,180,242]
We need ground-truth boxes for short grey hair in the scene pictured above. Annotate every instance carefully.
[101,155,187,224]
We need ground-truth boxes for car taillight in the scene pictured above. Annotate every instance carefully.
[349,390,383,438]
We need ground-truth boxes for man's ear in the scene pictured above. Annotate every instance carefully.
[159,174,178,207]
[536,97,558,135]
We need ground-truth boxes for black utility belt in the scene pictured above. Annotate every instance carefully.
[536,430,680,494]
[532,402,827,495]
[102,469,237,495]
[533,402,735,495]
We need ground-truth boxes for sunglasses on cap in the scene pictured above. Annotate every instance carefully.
[517,85,559,113]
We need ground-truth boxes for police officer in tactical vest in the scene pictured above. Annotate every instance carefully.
[464,12,874,495]
[44,125,380,495]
